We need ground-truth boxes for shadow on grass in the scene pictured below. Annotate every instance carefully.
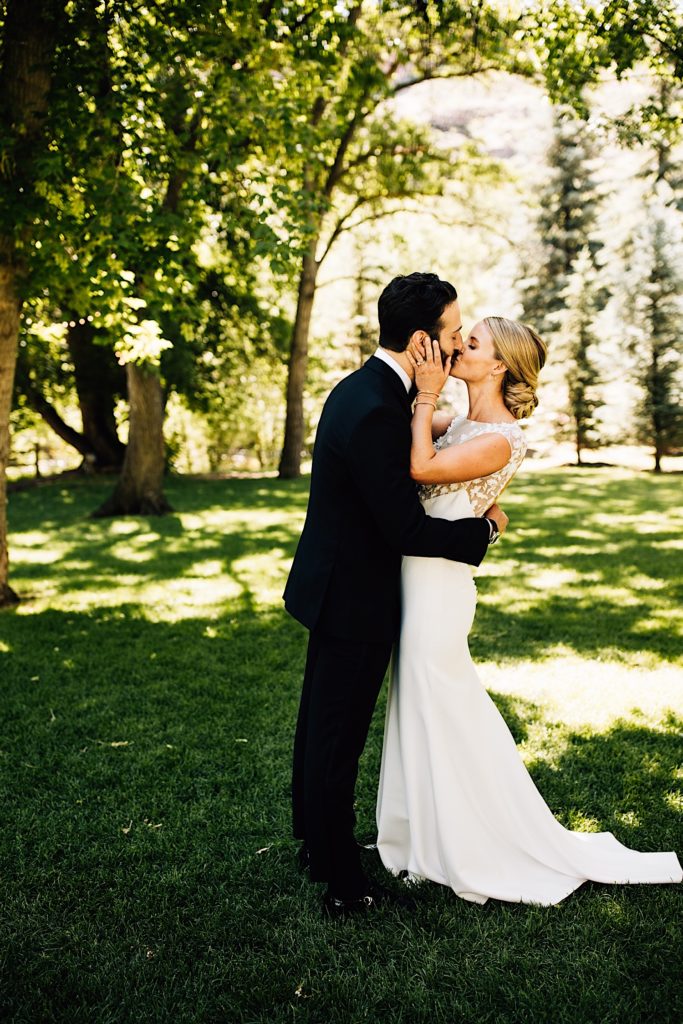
[2,602,679,858]
[471,588,681,663]
[524,715,682,852]
[6,479,307,617]
[6,470,683,667]
[1,599,680,1024]
[488,690,539,744]
[7,473,310,533]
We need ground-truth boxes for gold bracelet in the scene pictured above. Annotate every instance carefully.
[417,391,440,398]
[415,400,437,410]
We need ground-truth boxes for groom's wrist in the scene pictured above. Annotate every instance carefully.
[484,517,500,545]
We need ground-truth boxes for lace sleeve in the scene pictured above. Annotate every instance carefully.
[461,423,527,517]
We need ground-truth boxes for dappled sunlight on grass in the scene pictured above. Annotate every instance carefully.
[6,468,682,660]
[4,470,682,818]
[7,477,307,621]
[479,656,683,730]
[185,558,225,578]
[627,575,667,592]
[664,790,682,814]
[231,550,294,608]
[564,811,602,832]
[108,519,145,536]
[525,567,585,589]
[1,467,681,1024]
[656,537,683,554]
[12,546,61,564]
[614,810,641,829]
[60,576,247,620]
[108,539,162,563]
[471,471,682,667]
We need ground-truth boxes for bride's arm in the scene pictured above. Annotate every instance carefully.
[406,338,453,440]
[431,410,454,440]
[411,404,511,484]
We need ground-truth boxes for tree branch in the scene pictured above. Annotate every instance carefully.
[391,64,499,94]
[333,140,439,186]
[641,28,683,64]
[317,199,516,268]
[24,385,95,457]
[320,50,405,195]
[318,198,428,266]
[316,196,365,264]
[322,105,368,197]
[317,270,388,290]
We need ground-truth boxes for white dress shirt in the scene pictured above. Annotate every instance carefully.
[373,347,412,394]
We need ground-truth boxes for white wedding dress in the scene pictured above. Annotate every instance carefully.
[376,415,682,905]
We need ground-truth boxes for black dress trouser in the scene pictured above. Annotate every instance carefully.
[292,628,393,898]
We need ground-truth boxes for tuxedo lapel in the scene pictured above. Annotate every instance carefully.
[364,356,414,410]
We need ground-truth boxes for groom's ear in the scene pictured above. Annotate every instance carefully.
[408,329,430,353]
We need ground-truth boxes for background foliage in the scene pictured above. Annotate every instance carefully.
[3,0,682,489]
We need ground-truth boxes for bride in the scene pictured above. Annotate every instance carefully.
[375,316,682,905]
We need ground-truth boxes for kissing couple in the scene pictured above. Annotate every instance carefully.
[284,272,682,918]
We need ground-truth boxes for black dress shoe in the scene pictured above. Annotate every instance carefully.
[323,886,382,919]
[323,881,412,919]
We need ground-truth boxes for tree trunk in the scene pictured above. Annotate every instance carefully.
[92,362,172,516]
[15,331,124,470]
[66,320,126,469]
[651,347,663,473]
[278,240,319,479]
[0,255,21,606]
[24,381,96,458]
[92,89,195,515]
[0,0,60,607]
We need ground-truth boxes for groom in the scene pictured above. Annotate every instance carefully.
[284,272,508,917]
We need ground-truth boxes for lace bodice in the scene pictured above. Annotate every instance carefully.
[419,414,527,517]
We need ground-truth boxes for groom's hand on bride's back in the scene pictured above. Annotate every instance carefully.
[486,503,509,537]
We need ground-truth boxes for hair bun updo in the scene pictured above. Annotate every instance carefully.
[483,317,547,420]
[503,379,539,420]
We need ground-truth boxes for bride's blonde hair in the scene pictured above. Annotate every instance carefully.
[484,316,547,420]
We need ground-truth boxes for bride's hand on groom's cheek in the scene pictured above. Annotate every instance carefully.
[407,338,426,364]
[407,335,451,395]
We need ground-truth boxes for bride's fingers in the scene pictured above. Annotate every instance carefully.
[423,337,434,363]
[432,339,442,366]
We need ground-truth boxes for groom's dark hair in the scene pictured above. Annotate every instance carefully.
[378,272,458,352]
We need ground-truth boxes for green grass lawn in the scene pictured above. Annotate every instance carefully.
[1,467,681,1024]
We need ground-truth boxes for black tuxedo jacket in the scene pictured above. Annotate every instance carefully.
[283,355,490,642]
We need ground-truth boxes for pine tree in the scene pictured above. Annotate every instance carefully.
[560,248,607,465]
[619,77,683,212]
[650,81,683,213]
[522,107,604,338]
[622,200,683,472]
[522,106,609,456]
